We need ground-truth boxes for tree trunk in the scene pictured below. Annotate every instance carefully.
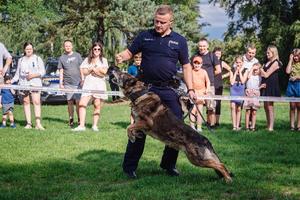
[97,16,105,44]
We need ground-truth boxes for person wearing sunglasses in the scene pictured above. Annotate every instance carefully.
[72,42,108,132]
[116,5,195,179]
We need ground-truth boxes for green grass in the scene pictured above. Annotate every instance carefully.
[0,102,299,200]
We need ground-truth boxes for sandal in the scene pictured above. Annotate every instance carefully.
[24,123,32,129]
[69,118,74,128]
[250,127,256,132]
[290,127,295,131]
[35,125,45,130]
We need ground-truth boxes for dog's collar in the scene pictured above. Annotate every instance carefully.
[128,89,149,103]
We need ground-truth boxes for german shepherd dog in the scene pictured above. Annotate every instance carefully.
[109,67,233,182]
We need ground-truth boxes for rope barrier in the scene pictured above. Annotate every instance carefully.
[196,95,300,103]
[0,85,124,96]
[1,84,300,102]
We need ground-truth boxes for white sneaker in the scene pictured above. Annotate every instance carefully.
[92,126,99,132]
[72,126,86,132]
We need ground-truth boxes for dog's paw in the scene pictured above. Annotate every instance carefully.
[129,135,136,143]
[224,176,233,183]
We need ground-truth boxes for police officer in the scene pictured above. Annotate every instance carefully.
[115,5,195,178]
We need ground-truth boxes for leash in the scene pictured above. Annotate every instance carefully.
[183,94,213,133]
[171,86,213,133]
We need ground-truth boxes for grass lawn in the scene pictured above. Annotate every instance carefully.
[0,101,299,200]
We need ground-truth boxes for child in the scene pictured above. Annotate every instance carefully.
[244,63,263,131]
[229,56,248,131]
[190,55,210,132]
[127,53,142,78]
[286,48,300,131]
[0,75,16,128]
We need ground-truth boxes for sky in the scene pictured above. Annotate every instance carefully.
[198,0,231,40]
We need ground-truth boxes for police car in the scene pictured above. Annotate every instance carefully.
[41,58,67,103]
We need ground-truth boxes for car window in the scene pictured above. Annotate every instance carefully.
[45,60,59,75]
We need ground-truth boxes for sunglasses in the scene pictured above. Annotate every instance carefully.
[193,61,202,65]
[93,48,101,51]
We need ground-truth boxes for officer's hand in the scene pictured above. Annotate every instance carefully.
[188,89,197,101]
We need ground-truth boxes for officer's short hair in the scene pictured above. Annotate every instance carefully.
[155,5,173,19]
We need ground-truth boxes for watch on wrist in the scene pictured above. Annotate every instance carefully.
[187,89,195,93]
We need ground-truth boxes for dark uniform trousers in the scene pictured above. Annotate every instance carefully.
[122,86,183,172]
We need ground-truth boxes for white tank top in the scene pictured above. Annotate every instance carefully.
[246,74,261,90]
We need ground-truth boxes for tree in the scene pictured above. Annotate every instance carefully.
[0,0,202,62]
[0,0,60,57]
[47,0,201,61]
[209,0,300,89]
[209,0,300,61]
[41,0,157,60]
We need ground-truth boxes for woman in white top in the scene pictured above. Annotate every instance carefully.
[12,42,45,130]
[73,42,108,131]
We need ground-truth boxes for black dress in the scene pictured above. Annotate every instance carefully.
[260,60,281,97]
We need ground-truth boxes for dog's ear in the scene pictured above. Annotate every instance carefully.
[107,66,120,75]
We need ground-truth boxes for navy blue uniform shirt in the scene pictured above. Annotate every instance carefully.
[128,29,189,84]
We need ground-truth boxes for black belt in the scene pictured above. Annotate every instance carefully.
[148,80,175,87]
